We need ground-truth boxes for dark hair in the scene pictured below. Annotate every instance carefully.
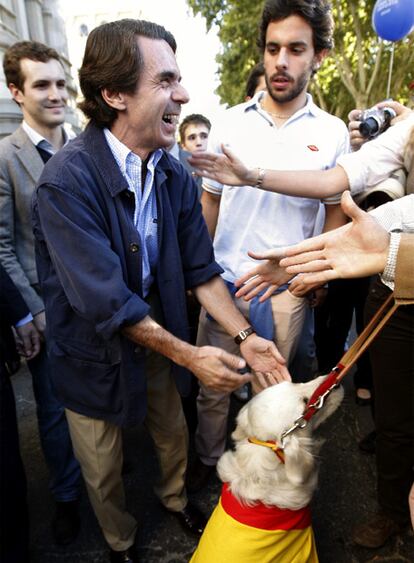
[258,0,334,54]
[3,41,61,91]
[179,113,211,142]
[79,19,176,127]
[245,62,265,99]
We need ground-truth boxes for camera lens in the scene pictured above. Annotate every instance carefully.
[359,117,379,138]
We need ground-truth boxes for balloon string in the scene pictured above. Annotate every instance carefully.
[386,42,395,99]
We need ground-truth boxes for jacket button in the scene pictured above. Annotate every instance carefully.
[129,243,139,253]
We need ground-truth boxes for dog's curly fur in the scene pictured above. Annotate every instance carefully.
[217,375,344,511]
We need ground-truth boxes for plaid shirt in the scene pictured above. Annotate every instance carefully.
[104,128,162,296]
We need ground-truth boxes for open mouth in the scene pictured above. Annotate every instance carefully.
[271,74,291,87]
[162,113,179,125]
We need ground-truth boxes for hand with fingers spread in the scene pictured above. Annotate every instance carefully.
[188,144,256,187]
[187,345,252,393]
[239,333,291,388]
[279,191,390,285]
[234,249,293,302]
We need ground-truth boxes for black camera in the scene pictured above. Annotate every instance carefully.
[358,105,397,139]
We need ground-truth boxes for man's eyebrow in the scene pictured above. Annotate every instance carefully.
[266,40,308,48]
[158,70,180,81]
[32,78,66,85]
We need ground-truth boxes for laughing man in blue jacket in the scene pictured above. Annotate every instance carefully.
[32,19,290,563]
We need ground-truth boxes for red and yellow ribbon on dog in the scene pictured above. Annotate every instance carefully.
[190,484,318,562]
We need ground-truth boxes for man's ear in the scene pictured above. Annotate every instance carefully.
[313,48,328,71]
[101,88,127,111]
[8,83,23,105]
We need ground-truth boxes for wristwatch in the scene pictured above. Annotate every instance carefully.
[234,326,256,345]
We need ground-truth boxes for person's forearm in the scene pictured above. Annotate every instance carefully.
[122,316,195,369]
[322,203,348,233]
[200,189,220,239]
[193,275,250,337]
[248,166,349,199]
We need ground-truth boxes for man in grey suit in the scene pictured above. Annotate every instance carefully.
[0,41,81,545]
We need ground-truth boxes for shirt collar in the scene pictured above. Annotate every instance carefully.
[246,91,320,119]
[22,120,70,152]
[103,128,163,177]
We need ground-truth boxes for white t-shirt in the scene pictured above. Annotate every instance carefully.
[204,93,349,282]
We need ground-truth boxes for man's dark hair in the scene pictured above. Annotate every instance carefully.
[79,19,176,127]
[3,41,61,91]
[258,0,334,54]
[179,114,211,142]
[245,62,265,99]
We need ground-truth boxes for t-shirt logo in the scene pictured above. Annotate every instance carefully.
[307,145,319,152]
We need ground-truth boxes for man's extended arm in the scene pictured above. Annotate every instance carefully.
[189,104,413,200]
[190,144,349,198]
[279,191,395,283]
[36,182,289,392]
[123,275,290,392]
[193,275,290,387]
[122,314,250,393]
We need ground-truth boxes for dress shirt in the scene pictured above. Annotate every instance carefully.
[104,128,162,297]
[22,120,72,154]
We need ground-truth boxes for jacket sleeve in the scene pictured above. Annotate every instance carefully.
[0,262,30,326]
[175,169,223,289]
[33,183,150,341]
[0,156,44,315]
[395,233,414,302]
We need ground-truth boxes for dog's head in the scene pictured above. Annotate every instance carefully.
[217,376,343,509]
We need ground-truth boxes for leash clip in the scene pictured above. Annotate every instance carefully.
[281,415,307,447]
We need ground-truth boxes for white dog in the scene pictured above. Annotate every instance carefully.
[190,376,344,563]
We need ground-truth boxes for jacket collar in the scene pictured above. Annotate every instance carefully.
[82,122,173,197]
[10,125,44,184]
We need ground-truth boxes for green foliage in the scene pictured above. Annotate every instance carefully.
[187,0,414,118]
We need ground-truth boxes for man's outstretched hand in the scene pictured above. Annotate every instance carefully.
[234,249,292,302]
[239,333,291,389]
[279,191,390,284]
[188,144,256,187]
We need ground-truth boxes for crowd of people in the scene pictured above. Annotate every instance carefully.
[0,1,412,562]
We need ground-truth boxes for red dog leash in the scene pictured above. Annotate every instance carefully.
[280,292,399,445]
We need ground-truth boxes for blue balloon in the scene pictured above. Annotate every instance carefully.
[372,0,414,41]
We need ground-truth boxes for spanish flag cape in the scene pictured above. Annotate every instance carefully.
[190,484,318,563]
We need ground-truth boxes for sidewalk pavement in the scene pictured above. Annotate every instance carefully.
[12,363,413,563]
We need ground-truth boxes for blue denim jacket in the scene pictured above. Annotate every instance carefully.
[32,123,222,427]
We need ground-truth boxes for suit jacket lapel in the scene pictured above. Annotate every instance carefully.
[12,126,44,184]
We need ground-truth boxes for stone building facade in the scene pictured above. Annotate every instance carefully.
[0,0,79,138]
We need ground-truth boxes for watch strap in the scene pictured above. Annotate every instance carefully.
[234,326,256,345]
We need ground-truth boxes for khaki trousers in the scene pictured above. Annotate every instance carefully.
[66,348,189,551]
[195,289,306,466]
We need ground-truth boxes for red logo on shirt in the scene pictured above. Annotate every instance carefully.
[307,145,319,151]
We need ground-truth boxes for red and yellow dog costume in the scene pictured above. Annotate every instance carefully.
[191,483,318,563]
